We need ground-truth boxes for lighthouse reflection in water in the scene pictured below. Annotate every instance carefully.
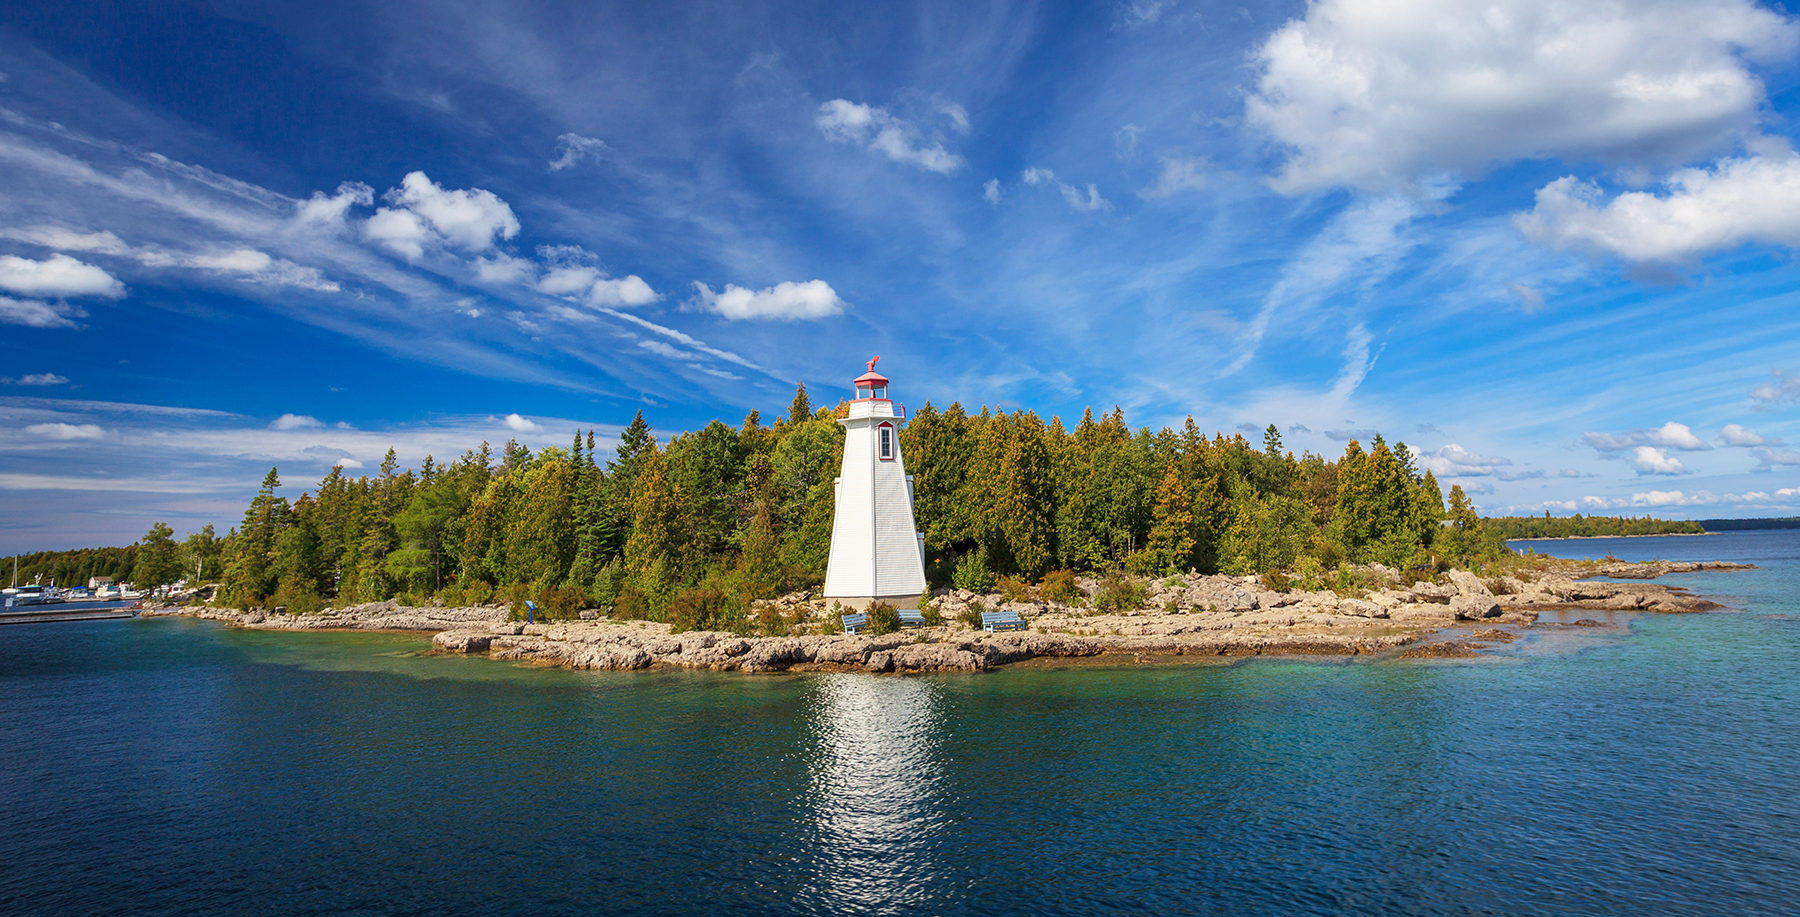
[796,674,950,908]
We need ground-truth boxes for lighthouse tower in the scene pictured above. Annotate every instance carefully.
[823,356,928,610]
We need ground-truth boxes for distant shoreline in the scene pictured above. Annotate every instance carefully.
[1509,532,1718,542]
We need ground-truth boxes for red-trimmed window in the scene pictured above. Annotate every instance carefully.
[878,422,895,461]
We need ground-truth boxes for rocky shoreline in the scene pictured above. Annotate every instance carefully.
[139,558,1754,674]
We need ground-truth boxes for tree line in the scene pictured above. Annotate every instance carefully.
[68,386,1522,620]
[1485,513,1706,540]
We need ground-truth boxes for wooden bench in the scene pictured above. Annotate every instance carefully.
[898,609,926,628]
[842,612,868,635]
[981,610,1026,632]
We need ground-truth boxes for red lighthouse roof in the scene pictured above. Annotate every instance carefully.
[853,355,888,386]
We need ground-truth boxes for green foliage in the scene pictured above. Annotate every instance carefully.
[1092,570,1148,613]
[919,589,944,626]
[997,575,1032,603]
[952,550,996,593]
[131,521,182,588]
[668,586,745,633]
[958,599,985,629]
[867,601,901,635]
[1485,513,1706,539]
[1041,569,1081,605]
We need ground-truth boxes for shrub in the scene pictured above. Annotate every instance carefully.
[1092,571,1147,613]
[918,589,943,626]
[612,588,650,620]
[959,598,985,629]
[536,584,589,620]
[1041,569,1081,605]
[668,587,746,634]
[867,601,901,635]
[754,603,790,637]
[952,550,996,593]
[1262,569,1291,592]
[1293,556,1325,592]
[998,575,1032,603]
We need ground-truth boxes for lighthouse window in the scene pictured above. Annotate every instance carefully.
[879,424,894,460]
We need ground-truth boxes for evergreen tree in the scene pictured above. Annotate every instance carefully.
[131,522,182,588]
[1144,464,1196,574]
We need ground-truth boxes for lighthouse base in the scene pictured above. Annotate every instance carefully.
[822,593,922,613]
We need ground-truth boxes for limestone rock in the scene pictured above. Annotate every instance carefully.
[1451,594,1501,620]
[1446,570,1492,597]
[1336,598,1390,619]
[433,630,493,653]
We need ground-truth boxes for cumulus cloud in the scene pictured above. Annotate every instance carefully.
[365,172,519,258]
[504,413,541,432]
[548,133,608,171]
[1422,443,1513,477]
[1750,370,1800,405]
[1516,154,1800,263]
[0,253,125,299]
[1022,167,1056,185]
[692,279,846,321]
[1629,446,1688,475]
[535,265,657,307]
[473,253,536,285]
[25,422,104,440]
[816,100,963,174]
[2,373,69,385]
[271,414,323,430]
[1060,183,1113,212]
[1246,0,1798,193]
[0,296,84,329]
[1583,422,1711,452]
[983,179,1001,205]
[295,181,374,224]
[1138,156,1207,199]
[1720,423,1775,447]
[1630,489,1716,507]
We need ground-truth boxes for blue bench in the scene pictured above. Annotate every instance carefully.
[898,610,926,628]
[842,612,868,634]
[982,610,1026,632]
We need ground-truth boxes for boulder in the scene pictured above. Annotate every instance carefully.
[1336,599,1390,619]
[1451,595,1501,620]
[1446,570,1492,597]
[433,630,493,653]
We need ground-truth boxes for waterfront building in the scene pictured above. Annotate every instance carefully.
[822,357,928,610]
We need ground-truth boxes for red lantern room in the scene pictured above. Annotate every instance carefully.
[853,355,889,401]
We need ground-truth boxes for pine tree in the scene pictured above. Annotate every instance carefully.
[785,383,812,425]
[131,522,182,588]
[1145,464,1196,574]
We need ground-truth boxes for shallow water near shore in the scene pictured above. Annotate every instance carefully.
[5,532,1800,915]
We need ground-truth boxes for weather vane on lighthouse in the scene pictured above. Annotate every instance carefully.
[823,355,927,611]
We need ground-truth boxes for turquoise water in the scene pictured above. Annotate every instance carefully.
[5,532,1800,915]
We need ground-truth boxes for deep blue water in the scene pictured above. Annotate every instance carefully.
[5,532,1800,916]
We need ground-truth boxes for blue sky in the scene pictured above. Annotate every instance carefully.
[4,0,1800,551]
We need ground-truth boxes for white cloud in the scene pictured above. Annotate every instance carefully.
[271,414,323,430]
[1138,156,1207,199]
[588,276,658,307]
[0,296,84,329]
[693,279,846,321]
[1060,183,1113,212]
[1720,423,1774,447]
[1630,446,1688,475]
[548,133,608,171]
[1749,370,1800,405]
[983,179,1001,205]
[190,248,272,273]
[937,101,970,134]
[816,100,963,174]
[1022,167,1055,185]
[185,248,338,292]
[25,422,104,440]
[295,181,374,224]
[1516,155,1800,263]
[638,339,686,359]
[1753,447,1800,471]
[504,413,541,432]
[1247,0,1798,193]
[535,265,657,307]
[366,172,520,258]
[0,253,125,299]
[473,253,535,285]
[1583,421,1711,452]
[3,373,69,386]
[0,226,130,254]
[1631,489,1716,506]
[1422,443,1512,477]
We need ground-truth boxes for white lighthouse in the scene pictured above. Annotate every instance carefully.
[823,356,928,610]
